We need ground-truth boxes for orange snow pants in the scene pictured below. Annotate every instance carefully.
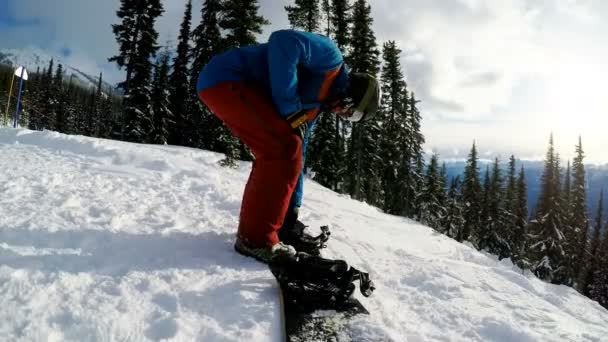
[198,81,302,247]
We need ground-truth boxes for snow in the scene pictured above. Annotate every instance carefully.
[0,128,606,341]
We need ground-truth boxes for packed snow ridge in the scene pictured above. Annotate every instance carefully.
[0,128,606,341]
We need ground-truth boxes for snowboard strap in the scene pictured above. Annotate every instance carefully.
[269,252,375,312]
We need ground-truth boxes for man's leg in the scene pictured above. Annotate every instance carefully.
[198,81,302,248]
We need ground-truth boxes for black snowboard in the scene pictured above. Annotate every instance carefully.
[279,285,369,342]
[269,252,374,342]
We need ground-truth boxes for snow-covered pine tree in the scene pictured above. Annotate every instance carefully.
[190,0,224,153]
[96,74,115,139]
[378,40,408,215]
[168,0,193,147]
[589,223,608,309]
[330,0,353,187]
[285,0,321,32]
[480,164,491,230]
[302,1,343,191]
[440,162,448,188]
[461,141,482,242]
[321,0,331,36]
[344,0,381,205]
[61,75,78,135]
[580,190,604,296]
[478,158,510,259]
[110,0,164,143]
[151,50,173,145]
[330,0,352,53]
[504,155,518,246]
[563,161,572,211]
[569,137,589,288]
[419,152,446,230]
[92,73,109,137]
[221,0,269,48]
[406,93,425,218]
[307,112,341,190]
[51,63,66,133]
[84,72,103,137]
[30,59,56,131]
[528,134,568,284]
[442,175,466,240]
[513,165,529,267]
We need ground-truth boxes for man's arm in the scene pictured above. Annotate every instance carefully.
[267,30,310,118]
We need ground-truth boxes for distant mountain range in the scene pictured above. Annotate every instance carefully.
[0,47,115,92]
[444,160,608,219]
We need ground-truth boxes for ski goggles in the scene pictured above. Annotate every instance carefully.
[329,82,379,122]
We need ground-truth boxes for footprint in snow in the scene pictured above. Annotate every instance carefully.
[152,293,179,313]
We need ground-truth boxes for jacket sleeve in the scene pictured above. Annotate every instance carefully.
[267,30,310,117]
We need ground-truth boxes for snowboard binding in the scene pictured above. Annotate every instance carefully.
[269,252,375,314]
[279,222,331,256]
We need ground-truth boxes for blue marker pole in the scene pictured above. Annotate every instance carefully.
[13,67,25,128]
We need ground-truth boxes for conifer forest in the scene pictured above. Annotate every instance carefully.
[1,0,607,310]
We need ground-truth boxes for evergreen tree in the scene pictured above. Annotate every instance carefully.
[54,64,69,133]
[31,59,55,130]
[344,0,381,204]
[168,0,193,146]
[285,0,320,32]
[330,0,352,52]
[151,51,173,145]
[50,63,65,132]
[478,158,510,259]
[461,142,482,242]
[504,156,517,227]
[92,73,107,137]
[110,0,164,142]
[321,0,331,36]
[563,161,572,210]
[569,137,589,288]
[327,0,351,190]
[109,0,138,93]
[442,175,465,239]
[580,190,604,295]
[481,165,491,227]
[589,224,608,309]
[407,93,426,218]
[378,41,407,214]
[440,163,448,191]
[419,152,446,229]
[190,0,224,150]
[221,0,270,48]
[513,165,529,267]
[96,74,115,139]
[528,134,567,283]
[308,112,342,190]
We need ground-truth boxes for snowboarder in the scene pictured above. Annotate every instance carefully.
[197,29,380,263]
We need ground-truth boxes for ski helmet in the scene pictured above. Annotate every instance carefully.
[343,72,381,122]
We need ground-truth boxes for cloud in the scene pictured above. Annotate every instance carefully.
[2,0,608,161]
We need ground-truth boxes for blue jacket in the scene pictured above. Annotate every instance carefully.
[197,30,348,209]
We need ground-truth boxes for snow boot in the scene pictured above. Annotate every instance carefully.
[279,208,330,256]
[234,237,297,264]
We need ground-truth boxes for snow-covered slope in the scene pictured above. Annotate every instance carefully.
[0,128,606,342]
[0,48,114,91]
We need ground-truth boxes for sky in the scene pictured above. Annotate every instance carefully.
[1,0,608,163]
